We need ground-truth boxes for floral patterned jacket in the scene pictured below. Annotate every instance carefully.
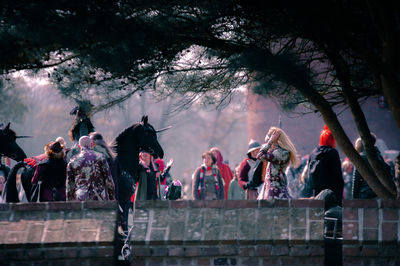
[66,147,115,201]
[257,142,291,199]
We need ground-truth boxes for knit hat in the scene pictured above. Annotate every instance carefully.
[247,139,261,155]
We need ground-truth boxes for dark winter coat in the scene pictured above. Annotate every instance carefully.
[301,146,344,203]
[32,158,67,201]
[352,148,388,199]
[395,152,400,198]
[238,158,263,190]
[134,162,160,200]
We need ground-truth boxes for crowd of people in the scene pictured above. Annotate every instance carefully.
[2,124,398,204]
[190,125,400,204]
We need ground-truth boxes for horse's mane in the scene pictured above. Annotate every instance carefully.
[112,123,141,153]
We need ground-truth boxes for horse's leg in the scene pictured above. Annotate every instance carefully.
[3,161,25,202]
[21,169,33,201]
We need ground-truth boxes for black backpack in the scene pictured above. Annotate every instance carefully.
[166,181,182,200]
[301,153,324,197]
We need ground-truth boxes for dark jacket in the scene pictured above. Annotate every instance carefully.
[32,158,67,201]
[238,158,263,190]
[395,152,400,198]
[352,149,387,199]
[301,146,344,203]
[134,163,160,200]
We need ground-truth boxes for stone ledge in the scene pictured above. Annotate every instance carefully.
[343,199,378,208]
[0,201,118,212]
[291,199,324,208]
[224,200,258,208]
[259,199,289,207]
[132,199,324,209]
[0,245,115,260]
[129,244,325,258]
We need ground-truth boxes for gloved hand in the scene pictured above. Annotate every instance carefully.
[243,182,254,190]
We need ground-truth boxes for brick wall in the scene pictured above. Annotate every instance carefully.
[0,201,118,265]
[128,199,325,266]
[9,199,398,265]
[343,199,400,265]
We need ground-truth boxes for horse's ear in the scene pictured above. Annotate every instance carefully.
[5,122,10,131]
[141,115,148,125]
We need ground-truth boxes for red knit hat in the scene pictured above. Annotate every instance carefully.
[319,125,335,148]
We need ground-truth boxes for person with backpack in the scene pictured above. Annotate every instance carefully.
[300,125,344,204]
[257,127,298,199]
[352,134,389,199]
[192,151,224,200]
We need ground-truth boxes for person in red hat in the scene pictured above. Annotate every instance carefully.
[299,125,343,203]
[210,147,233,200]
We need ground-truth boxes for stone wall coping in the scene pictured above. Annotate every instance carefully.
[0,199,324,211]
[343,199,400,208]
[0,201,118,211]
[134,199,324,209]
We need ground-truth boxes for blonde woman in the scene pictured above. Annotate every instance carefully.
[257,127,298,199]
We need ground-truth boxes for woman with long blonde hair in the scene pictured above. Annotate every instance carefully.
[257,126,298,199]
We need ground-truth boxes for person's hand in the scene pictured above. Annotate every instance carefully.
[156,172,160,178]
[243,182,254,190]
[270,129,281,143]
[166,158,174,167]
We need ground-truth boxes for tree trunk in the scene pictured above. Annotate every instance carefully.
[321,46,397,196]
[341,84,396,196]
[299,84,394,198]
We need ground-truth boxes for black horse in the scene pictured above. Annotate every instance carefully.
[113,115,164,201]
[112,115,164,232]
[0,123,27,161]
[0,122,29,202]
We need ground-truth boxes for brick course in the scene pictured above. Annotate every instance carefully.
[9,199,400,264]
[0,201,118,264]
[129,199,325,265]
[343,199,400,265]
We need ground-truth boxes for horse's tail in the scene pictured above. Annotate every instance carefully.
[1,161,26,203]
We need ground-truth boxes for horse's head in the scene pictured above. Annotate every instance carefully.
[0,123,27,161]
[139,116,164,159]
